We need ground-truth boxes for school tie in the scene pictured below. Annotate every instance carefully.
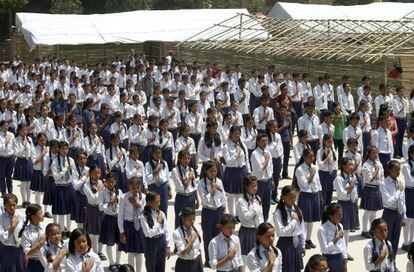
[263,249,271,260]
[209,145,215,159]
[132,194,141,231]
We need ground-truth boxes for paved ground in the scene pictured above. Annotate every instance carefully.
[10,138,411,271]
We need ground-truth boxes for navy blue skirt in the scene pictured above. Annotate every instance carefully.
[85,203,104,235]
[13,158,33,181]
[43,176,55,206]
[68,147,84,160]
[298,192,321,222]
[361,185,382,211]
[142,144,154,165]
[174,193,196,228]
[162,148,174,171]
[118,221,146,253]
[70,190,86,223]
[223,166,247,194]
[338,200,356,231]
[405,188,414,218]
[276,236,303,272]
[30,170,45,192]
[175,255,203,272]
[1,245,24,272]
[239,226,257,255]
[28,258,44,272]
[99,214,120,246]
[324,253,344,272]
[87,154,106,179]
[113,169,128,193]
[52,184,75,215]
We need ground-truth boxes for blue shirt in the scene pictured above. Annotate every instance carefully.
[276,116,291,142]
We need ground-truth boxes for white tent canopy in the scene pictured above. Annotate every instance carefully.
[15,9,249,50]
[268,2,414,21]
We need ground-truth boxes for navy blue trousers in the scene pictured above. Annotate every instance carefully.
[149,182,169,218]
[201,207,223,264]
[0,157,14,195]
[395,118,407,157]
[257,179,272,221]
[174,193,196,229]
[324,253,344,272]
[382,208,403,256]
[145,235,167,272]
[378,153,391,177]
[319,170,336,208]
[272,157,282,200]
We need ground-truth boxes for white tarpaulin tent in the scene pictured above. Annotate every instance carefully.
[15,9,250,51]
[268,2,414,21]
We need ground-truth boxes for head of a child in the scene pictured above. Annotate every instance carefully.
[387,160,401,180]
[370,218,388,241]
[69,228,91,255]
[218,214,237,238]
[105,172,117,191]
[256,222,276,250]
[46,223,62,245]
[179,207,196,229]
[323,203,343,225]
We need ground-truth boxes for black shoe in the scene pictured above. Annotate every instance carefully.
[204,262,211,268]
[394,155,401,159]
[361,231,372,239]
[62,232,68,240]
[44,212,52,218]
[402,244,411,252]
[98,253,107,261]
[282,175,291,180]
[347,254,354,261]
[109,265,119,272]
[22,202,29,208]
[350,229,356,232]
[355,226,360,230]
[65,231,71,239]
[306,240,316,249]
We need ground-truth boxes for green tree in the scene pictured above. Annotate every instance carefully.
[104,0,153,12]
[0,0,29,41]
[246,0,264,12]
[50,0,84,14]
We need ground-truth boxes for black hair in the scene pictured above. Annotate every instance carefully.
[68,228,91,254]
[387,160,400,172]
[201,160,220,193]
[19,204,42,238]
[149,145,166,170]
[364,145,378,162]
[3,193,18,206]
[143,191,162,229]
[369,218,393,263]
[321,134,336,161]
[321,203,343,228]
[298,129,308,139]
[178,207,201,243]
[276,185,302,226]
[44,223,63,263]
[179,124,190,136]
[204,121,221,148]
[255,222,278,260]
[292,148,314,190]
[243,176,261,207]
[177,150,195,187]
[408,145,414,176]
[304,254,327,272]
[346,137,358,147]
[219,214,238,226]
[349,112,360,121]
[57,141,72,175]
[118,264,135,272]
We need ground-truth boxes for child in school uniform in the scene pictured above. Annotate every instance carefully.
[223,125,250,215]
[42,140,59,223]
[19,204,46,272]
[364,218,395,272]
[333,157,358,261]
[358,100,372,156]
[173,207,203,272]
[401,145,414,252]
[125,145,147,191]
[381,160,406,268]
[316,134,338,209]
[197,160,227,267]
[13,124,34,207]
[118,177,146,271]
[208,214,244,272]
[142,115,159,164]
[127,114,146,152]
[266,120,284,204]
[171,150,199,229]
[71,152,89,228]
[274,185,305,272]
[407,243,414,272]
[0,120,16,196]
[246,222,283,272]
[198,120,224,180]
[84,122,106,179]
[99,173,122,269]
[31,133,51,218]
[294,148,322,250]
[0,194,25,272]
[372,115,394,175]
[241,115,257,161]
[361,145,385,239]
[50,114,67,143]
[140,191,171,272]
[236,176,263,257]
[251,133,273,222]
[106,133,128,193]
[39,223,68,271]
[67,115,85,160]
[298,101,320,158]
[145,145,171,217]
[175,124,198,175]
[51,141,76,239]
[343,113,363,155]
[66,228,104,272]
[317,203,347,272]
[317,110,335,145]
[185,101,203,148]
[83,165,106,261]
[293,129,311,164]
[110,111,129,149]
[158,118,175,171]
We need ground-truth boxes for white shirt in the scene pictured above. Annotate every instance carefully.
[288,81,302,102]
[362,159,384,187]
[223,140,251,171]
[293,142,310,164]
[197,177,227,210]
[392,95,409,118]
[21,223,45,260]
[343,125,363,154]
[253,106,274,130]
[298,114,320,141]
[333,173,358,202]
[317,123,335,145]
[109,122,128,141]
[67,127,84,149]
[295,162,322,193]
[83,178,103,206]
[171,165,198,194]
[39,242,67,271]
[343,150,362,176]
[173,225,202,260]
[175,136,196,155]
[241,127,257,150]
[105,146,127,172]
[32,145,48,171]
[234,87,250,115]
[51,156,76,186]
[374,94,393,117]
[316,148,338,172]
[125,159,147,188]
[267,133,284,160]
[364,238,394,272]
[13,136,34,159]
[145,160,170,186]
[251,147,273,180]
[117,192,145,233]
[380,176,406,218]
[358,111,372,132]
[127,124,146,146]
[0,211,24,247]
[140,210,170,246]
[197,136,222,162]
[246,245,283,272]
[358,94,373,115]
[208,233,243,271]
[402,162,414,189]
[99,187,121,216]
[313,84,327,110]
[317,220,347,258]
[372,127,393,155]
[235,194,263,228]
[338,91,355,113]
[185,112,203,134]
[161,107,181,129]
[83,134,105,157]
[403,138,414,161]
[49,125,67,143]
[273,206,305,241]
[65,251,104,272]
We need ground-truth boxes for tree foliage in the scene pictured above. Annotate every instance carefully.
[50,0,84,14]
[103,0,152,13]
[0,0,29,10]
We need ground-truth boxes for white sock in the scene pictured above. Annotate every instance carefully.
[403,218,414,245]
[35,192,42,205]
[135,253,143,271]
[227,194,236,216]
[25,182,31,202]
[65,214,72,231]
[305,223,313,241]
[362,210,375,232]
[369,211,377,226]
[53,215,58,224]
[90,234,99,253]
[58,215,65,230]
[43,204,49,214]
[116,251,121,264]
[344,230,350,248]
[20,182,27,203]
[107,245,115,265]
[128,254,134,266]
[98,242,103,253]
